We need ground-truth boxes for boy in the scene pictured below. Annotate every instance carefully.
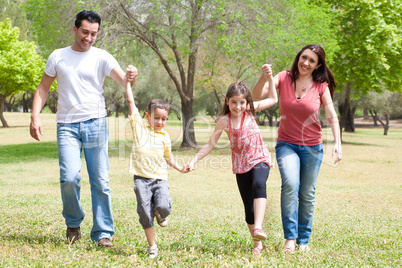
[125,76,188,258]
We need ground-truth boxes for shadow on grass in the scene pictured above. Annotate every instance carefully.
[341,141,382,146]
[0,142,59,164]
[1,232,65,246]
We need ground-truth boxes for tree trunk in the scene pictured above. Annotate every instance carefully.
[181,98,197,148]
[368,110,379,126]
[377,113,389,135]
[384,114,389,135]
[23,91,29,112]
[340,82,355,132]
[363,108,369,120]
[0,94,9,127]
[4,95,15,112]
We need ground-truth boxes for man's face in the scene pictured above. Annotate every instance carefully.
[72,19,99,52]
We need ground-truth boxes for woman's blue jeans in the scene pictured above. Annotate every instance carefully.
[57,117,114,242]
[275,141,323,245]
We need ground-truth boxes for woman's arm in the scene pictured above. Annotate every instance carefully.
[188,118,227,170]
[322,87,342,164]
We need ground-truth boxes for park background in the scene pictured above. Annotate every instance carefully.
[1,0,401,267]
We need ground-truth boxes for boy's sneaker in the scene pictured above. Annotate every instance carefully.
[155,211,168,227]
[147,245,158,258]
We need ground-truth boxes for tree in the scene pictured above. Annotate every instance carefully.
[100,0,337,148]
[330,0,402,133]
[100,0,243,148]
[0,19,45,127]
[361,90,402,135]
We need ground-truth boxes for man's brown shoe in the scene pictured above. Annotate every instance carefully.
[97,238,113,247]
[66,227,81,243]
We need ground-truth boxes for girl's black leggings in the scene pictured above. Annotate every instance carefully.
[236,162,270,225]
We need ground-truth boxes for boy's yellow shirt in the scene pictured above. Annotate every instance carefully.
[128,109,172,181]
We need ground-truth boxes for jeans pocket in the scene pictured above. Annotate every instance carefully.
[92,117,107,127]
[309,144,324,153]
[275,141,285,150]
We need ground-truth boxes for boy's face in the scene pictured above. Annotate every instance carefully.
[146,108,169,132]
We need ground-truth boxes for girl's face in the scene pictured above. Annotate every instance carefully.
[298,49,321,76]
[226,94,247,117]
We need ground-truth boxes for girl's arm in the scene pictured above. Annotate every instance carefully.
[126,81,137,116]
[321,87,342,164]
[188,118,227,170]
[254,69,278,112]
[252,64,279,100]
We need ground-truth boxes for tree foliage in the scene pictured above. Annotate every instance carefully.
[100,0,241,148]
[329,0,402,132]
[0,19,45,127]
[22,0,88,58]
[99,0,336,148]
[0,0,30,41]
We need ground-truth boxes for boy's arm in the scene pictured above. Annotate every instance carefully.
[126,81,137,116]
[167,157,186,173]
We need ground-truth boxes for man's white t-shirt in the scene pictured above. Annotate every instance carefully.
[45,46,119,123]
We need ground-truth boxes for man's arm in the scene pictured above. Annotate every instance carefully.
[110,65,138,88]
[30,73,55,141]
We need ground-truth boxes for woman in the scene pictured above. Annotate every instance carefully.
[252,44,342,253]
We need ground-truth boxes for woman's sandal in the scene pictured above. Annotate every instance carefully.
[299,244,310,253]
[252,228,267,241]
[283,245,295,254]
[253,245,264,255]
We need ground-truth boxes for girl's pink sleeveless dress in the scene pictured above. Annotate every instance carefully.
[227,112,272,174]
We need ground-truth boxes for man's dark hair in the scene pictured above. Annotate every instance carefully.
[75,10,101,29]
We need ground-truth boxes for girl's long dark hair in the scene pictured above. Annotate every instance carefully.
[289,44,336,99]
[221,81,255,116]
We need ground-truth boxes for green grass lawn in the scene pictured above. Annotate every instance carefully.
[0,112,401,267]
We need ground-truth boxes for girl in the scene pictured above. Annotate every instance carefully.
[188,65,277,254]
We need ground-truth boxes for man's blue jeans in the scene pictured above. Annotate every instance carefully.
[275,141,323,245]
[57,117,114,242]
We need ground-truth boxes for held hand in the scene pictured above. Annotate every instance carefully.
[126,65,138,83]
[261,64,273,80]
[30,118,43,141]
[185,163,195,172]
[180,165,190,173]
[332,143,342,164]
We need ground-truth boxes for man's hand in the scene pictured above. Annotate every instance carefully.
[30,117,43,141]
[126,65,138,83]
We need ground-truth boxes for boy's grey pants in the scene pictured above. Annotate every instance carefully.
[134,176,172,229]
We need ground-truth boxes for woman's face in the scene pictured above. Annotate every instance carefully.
[298,49,321,76]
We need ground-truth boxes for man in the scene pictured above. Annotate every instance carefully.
[30,10,138,247]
